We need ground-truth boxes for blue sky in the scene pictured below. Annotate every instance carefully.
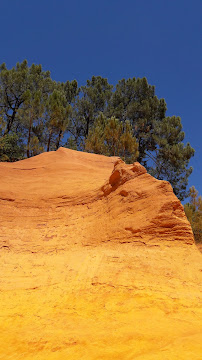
[1,0,201,197]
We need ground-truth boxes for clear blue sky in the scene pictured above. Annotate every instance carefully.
[1,0,201,197]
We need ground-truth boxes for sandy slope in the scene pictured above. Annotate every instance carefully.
[0,148,201,359]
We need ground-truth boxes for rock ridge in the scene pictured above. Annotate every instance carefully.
[0,148,194,252]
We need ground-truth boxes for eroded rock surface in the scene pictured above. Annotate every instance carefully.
[0,148,201,359]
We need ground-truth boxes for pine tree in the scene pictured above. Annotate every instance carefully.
[85,113,139,162]
[0,61,51,136]
[71,76,113,148]
[149,116,195,200]
[107,78,194,200]
[107,77,167,163]
[0,62,195,201]
[0,132,24,161]
[45,89,71,151]
[184,187,202,243]
[120,120,139,163]
[85,113,106,154]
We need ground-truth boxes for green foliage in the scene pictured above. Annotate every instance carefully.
[0,133,24,161]
[64,136,78,151]
[0,60,195,201]
[71,76,113,147]
[45,87,71,151]
[184,187,202,243]
[106,77,194,200]
[85,113,139,162]
[85,113,106,155]
[149,116,195,200]
[107,77,167,163]
[0,60,51,136]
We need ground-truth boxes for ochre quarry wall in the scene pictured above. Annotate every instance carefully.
[0,147,201,360]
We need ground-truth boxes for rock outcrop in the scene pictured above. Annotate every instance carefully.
[0,148,201,360]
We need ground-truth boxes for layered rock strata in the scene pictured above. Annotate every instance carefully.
[0,148,201,360]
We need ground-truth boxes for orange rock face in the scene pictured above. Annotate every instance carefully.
[0,148,201,359]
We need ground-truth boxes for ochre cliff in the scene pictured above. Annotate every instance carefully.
[0,148,201,359]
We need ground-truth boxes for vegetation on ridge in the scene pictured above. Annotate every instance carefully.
[0,60,195,202]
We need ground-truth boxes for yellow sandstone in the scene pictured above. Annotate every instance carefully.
[0,148,201,359]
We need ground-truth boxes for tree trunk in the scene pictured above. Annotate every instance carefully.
[4,109,17,135]
[4,98,23,136]
[47,130,52,152]
[56,129,63,150]
[85,116,90,137]
[27,113,33,158]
